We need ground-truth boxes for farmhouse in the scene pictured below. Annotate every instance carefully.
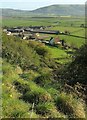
[49,37,61,45]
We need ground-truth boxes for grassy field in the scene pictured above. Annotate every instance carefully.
[2,16,85,63]
[2,16,85,27]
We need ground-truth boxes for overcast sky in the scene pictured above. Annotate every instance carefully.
[0,0,86,10]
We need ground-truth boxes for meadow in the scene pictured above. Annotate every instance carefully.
[2,16,85,48]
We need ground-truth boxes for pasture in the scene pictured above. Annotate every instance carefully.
[2,16,85,64]
[2,16,85,27]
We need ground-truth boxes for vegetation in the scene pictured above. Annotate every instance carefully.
[1,13,87,119]
[2,31,87,118]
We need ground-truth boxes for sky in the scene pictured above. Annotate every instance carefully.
[0,0,86,10]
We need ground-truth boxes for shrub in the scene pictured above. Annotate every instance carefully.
[28,41,50,57]
[35,45,48,57]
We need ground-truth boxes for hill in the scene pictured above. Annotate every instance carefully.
[32,5,85,16]
[2,33,86,118]
[1,5,85,17]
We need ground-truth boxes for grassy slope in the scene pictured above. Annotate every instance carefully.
[2,59,86,118]
[2,16,86,118]
[2,33,86,118]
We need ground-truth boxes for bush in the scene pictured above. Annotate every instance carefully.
[28,41,50,57]
[63,44,87,85]
[35,45,48,57]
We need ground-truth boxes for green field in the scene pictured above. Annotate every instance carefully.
[2,16,85,27]
[2,16,85,64]
[2,16,85,48]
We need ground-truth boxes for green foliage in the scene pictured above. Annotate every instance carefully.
[28,41,50,57]
[2,15,86,119]
[2,56,86,118]
[2,33,40,70]
[28,41,60,68]
[35,45,49,57]
[63,44,87,85]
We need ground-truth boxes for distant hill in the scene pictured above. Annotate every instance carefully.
[32,5,85,16]
[1,5,85,17]
[2,9,32,17]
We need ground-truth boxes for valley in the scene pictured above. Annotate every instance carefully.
[1,5,87,119]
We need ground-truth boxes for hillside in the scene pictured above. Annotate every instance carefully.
[32,5,85,16]
[2,32,87,118]
[2,5,85,17]
[1,4,86,118]
[55,44,87,103]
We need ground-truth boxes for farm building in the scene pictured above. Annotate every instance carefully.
[49,37,61,45]
[7,28,24,33]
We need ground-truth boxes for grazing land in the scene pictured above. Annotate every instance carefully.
[1,8,87,119]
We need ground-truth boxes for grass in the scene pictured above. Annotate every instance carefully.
[2,60,86,118]
[2,16,86,118]
[46,46,72,64]
[3,98,31,118]
[2,16,85,49]
[59,35,85,48]
[2,18,51,27]
[55,92,86,118]
[47,46,67,58]
[20,70,39,81]
[46,25,85,48]
[35,102,66,118]
[2,16,84,27]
